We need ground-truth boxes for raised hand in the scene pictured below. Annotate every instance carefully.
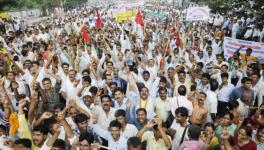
[221,128,230,140]
[69,100,77,108]
[145,120,156,129]
[41,112,53,119]
[18,99,27,109]
[154,117,162,127]
[126,99,131,110]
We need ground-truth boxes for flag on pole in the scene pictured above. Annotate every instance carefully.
[82,26,90,43]
[96,10,102,30]
[135,9,144,27]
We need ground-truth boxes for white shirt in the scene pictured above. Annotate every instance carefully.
[154,97,170,122]
[237,99,249,118]
[206,91,218,122]
[252,80,264,107]
[94,107,116,130]
[60,78,78,102]
[244,29,253,39]
[121,124,138,139]
[93,124,127,150]
[169,95,193,116]
[170,120,189,150]
[217,83,235,102]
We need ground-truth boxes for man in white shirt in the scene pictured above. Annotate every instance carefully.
[170,107,189,150]
[197,73,211,93]
[206,79,219,122]
[93,95,116,129]
[115,109,138,139]
[169,85,193,117]
[92,120,127,150]
[154,87,170,122]
[173,70,192,96]
[217,72,235,114]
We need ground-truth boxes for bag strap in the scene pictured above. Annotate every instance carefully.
[180,124,190,145]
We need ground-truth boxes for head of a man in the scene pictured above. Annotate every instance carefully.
[32,125,49,147]
[115,109,127,127]
[127,136,142,150]
[140,87,149,100]
[109,120,122,141]
[78,132,94,150]
[136,108,147,124]
[101,95,112,112]
[74,113,89,133]
[175,107,188,124]
[14,138,32,150]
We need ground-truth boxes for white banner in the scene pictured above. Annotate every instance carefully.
[116,0,144,9]
[186,7,210,21]
[223,37,264,62]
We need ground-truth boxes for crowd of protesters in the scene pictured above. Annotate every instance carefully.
[0,1,264,150]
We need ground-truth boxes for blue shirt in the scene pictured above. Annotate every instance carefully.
[230,87,254,101]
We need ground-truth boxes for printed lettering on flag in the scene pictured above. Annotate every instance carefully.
[224,37,264,62]
[186,7,210,21]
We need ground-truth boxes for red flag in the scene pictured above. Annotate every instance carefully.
[135,9,144,27]
[82,26,90,43]
[96,10,102,30]
[175,32,182,48]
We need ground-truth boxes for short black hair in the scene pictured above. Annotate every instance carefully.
[197,62,204,68]
[32,125,49,135]
[210,79,219,91]
[136,108,147,114]
[115,109,126,118]
[30,61,39,67]
[139,86,149,92]
[43,116,57,131]
[89,86,98,95]
[100,95,112,102]
[61,62,69,67]
[74,113,88,124]
[175,107,188,117]
[127,136,142,148]
[82,69,90,75]
[188,124,201,140]
[178,70,186,75]
[202,73,210,80]
[110,82,118,87]
[143,70,150,75]
[160,76,167,83]
[178,85,187,96]
[14,138,32,148]
[114,87,124,94]
[109,120,121,129]
[221,72,229,78]
[82,76,91,84]
[221,64,228,69]
[52,139,65,150]
[158,87,167,93]
[204,122,215,130]
[79,131,94,145]
[241,77,252,84]
[42,77,51,83]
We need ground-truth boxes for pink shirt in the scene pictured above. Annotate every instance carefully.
[179,140,206,150]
